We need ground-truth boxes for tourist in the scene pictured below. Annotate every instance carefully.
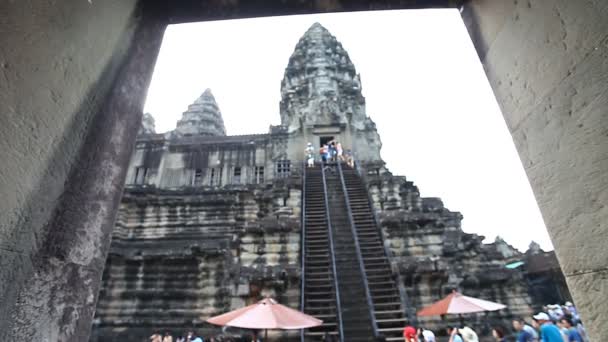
[548,304,564,321]
[163,331,174,342]
[533,312,563,342]
[563,302,579,322]
[305,142,315,167]
[418,327,435,342]
[458,327,479,342]
[512,318,537,342]
[186,331,204,342]
[320,144,328,163]
[559,317,584,342]
[336,141,343,161]
[328,140,337,162]
[556,319,570,341]
[150,333,163,342]
[344,149,354,168]
[446,326,463,342]
[491,326,507,342]
[403,325,418,342]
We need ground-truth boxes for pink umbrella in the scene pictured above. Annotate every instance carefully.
[207,298,323,339]
[417,291,506,316]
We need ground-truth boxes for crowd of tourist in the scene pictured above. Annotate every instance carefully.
[149,331,263,342]
[396,301,589,342]
[305,140,354,168]
[147,301,589,342]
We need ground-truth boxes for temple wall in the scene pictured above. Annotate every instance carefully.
[125,133,293,189]
[367,172,534,332]
[91,182,302,341]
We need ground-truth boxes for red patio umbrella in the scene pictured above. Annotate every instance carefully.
[417,291,506,316]
[207,297,323,340]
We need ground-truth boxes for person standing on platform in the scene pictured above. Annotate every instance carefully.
[320,144,328,163]
[336,141,344,162]
[305,142,315,168]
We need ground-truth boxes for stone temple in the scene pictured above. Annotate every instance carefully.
[90,23,568,341]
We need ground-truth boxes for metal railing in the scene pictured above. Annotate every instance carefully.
[336,161,379,337]
[353,161,416,325]
[321,162,345,342]
[300,160,307,342]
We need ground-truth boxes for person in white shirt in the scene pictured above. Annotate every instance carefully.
[418,328,436,342]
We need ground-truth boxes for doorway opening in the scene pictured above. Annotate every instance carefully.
[320,136,334,146]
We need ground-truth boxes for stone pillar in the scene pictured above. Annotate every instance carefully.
[0,2,167,340]
[462,1,608,340]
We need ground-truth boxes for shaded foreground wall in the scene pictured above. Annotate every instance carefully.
[0,1,150,340]
[0,1,605,341]
[462,1,608,340]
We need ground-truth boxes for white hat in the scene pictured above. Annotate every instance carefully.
[565,301,573,306]
[458,327,478,342]
[533,312,550,321]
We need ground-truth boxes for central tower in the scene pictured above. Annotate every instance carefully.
[280,23,382,162]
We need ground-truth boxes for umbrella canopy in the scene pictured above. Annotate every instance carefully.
[417,291,506,316]
[206,298,323,330]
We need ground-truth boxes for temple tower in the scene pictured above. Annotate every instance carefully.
[281,23,382,163]
[139,112,156,135]
[174,88,226,137]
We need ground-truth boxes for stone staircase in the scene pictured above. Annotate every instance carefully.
[301,163,408,341]
[301,165,341,340]
[340,165,409,341]
[325,168,377,341]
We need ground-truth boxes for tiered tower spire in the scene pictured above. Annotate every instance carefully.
[174,89,226,137]
[280,22,366,132]
[139,112,156,135]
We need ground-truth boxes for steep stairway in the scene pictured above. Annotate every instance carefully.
[301,165,342,340]
[301,163,409,341]
[325,168,377,341]
[339,164,409,341]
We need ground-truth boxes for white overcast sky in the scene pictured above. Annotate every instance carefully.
[144,9,553,251]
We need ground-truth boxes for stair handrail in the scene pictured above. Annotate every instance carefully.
[336,161,380,337]
[353,161,417,325]
[300,160,307,342]
[321,162,345,342]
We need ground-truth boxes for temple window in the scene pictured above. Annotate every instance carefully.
[276,160,291,178]
[254,166,264,184]
[134,167,148,185]
[193,169,203,186]
[209,168,216,186]
[233,167,242,184]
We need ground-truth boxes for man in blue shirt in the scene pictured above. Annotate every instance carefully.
[512,319,535,342]
[533,312,563,342]
[560,317,584,342]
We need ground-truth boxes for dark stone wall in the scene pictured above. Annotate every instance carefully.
[364,167,535,332]
[91,180,302,341]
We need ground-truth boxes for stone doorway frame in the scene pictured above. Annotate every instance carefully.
[1,1,605,341]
